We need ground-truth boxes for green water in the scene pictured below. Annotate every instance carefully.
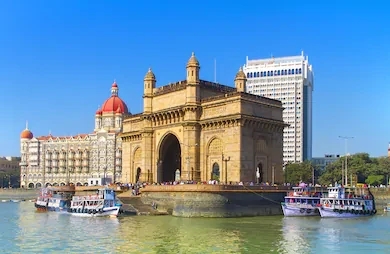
[1,202,389,253]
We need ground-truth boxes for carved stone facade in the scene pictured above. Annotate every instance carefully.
[121,53,286,184]
[19,82,128,188]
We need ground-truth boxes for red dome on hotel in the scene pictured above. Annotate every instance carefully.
[101,81,129,114]
[20,129,33,139]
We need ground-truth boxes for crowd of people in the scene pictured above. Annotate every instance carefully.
[113,180,288,196]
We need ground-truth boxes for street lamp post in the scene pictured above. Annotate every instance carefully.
[339,136,354,186]
[222,154,230,184]
[272,165,275,186]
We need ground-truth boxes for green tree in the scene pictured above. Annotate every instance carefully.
[318,153,389,186]
[365,175,384,186]
[284,161,314,184]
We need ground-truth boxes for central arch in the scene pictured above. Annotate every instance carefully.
[159,133,181,182]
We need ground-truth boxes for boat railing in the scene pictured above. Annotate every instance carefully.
[72,195,103,201]
[285,202,319,208]
[322,202,369,210]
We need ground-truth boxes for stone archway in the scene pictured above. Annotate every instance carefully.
[36,183,42,188]
[211,162,220,181]
[28,183,34,188]
[159,133,181,182]
[256,163,264,183]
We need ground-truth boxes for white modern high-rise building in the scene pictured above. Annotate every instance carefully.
[243,52,314,163]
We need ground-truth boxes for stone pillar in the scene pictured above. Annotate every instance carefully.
[141,130,153,183]
[182,122,200,181]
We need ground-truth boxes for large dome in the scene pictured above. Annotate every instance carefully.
[20,129,33,139]
[101,81,129,114]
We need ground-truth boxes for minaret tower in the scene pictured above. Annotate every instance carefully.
[111,81,118,96]
[143,68,156,114]
[234,67,247,93]
[115,106,123,129]
[20,121,33,188]
[94,107,102,131]
[185,52,200,106]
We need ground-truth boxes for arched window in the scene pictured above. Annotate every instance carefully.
[277,70,280,75]
[299,68,302,74]
[256,72,260,77]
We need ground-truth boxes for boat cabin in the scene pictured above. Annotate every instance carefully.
[70,188,118,212]
[327,186,345,199]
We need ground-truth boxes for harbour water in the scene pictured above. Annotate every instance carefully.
[1,202,389,254]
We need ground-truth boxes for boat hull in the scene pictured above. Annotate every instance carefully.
[68,207,120,217]
[282,205,320,217]
[319,208,375,218]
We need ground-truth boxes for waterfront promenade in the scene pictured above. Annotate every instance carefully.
[0,189,37,200]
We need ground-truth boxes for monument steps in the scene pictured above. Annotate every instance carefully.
[118,195,168,216]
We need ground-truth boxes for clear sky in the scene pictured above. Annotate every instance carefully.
[0,1,389,158]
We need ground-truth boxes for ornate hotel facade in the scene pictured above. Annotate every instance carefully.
[19,82,129,188]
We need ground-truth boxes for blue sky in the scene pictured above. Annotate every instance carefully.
[0,1,389,157]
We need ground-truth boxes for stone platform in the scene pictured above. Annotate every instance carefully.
[118,185,291,218]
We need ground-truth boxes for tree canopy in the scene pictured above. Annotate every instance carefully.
[284,153,390,186]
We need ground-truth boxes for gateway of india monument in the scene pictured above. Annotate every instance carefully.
[19,82,129,188]
[121,53,286,184]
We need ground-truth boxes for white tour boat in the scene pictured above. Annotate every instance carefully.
[67,188,121,217]
[319,184,376,218]
[34,186,75,212]
[281,184,323,217]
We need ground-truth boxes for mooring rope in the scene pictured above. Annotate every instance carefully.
[241,185,283,205]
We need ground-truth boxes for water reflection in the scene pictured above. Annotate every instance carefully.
[115,217,243,253]
[15,203,120,253]
[278,217,319,253]
[1,203,389,253]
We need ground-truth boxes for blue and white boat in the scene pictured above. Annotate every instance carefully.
[281,185,323,217]
[35,186,75,212]
[319,185,376,218]
[67,188,122,217]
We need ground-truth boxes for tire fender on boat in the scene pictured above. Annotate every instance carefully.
[300,208,305,213]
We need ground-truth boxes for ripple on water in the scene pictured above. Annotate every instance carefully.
[1,203,390,254]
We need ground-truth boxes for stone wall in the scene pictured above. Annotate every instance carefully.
[370,188,390,208]
[139,185,288,217]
